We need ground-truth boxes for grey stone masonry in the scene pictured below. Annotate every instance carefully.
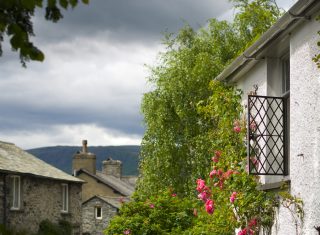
[82,196,118,235]
[102,158,122,178]
[3,174,82,234]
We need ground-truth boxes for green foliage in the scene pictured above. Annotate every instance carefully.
[137,0,282,198]
[137,20,245,197]
[36,220,72,235]
[104,190,198,235]
[231,0,283,48]
[0,0,89,66]
[0,220,72,235]
[196,95,278,232]
[0,225,29,235]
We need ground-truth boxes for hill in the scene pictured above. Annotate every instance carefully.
[27,145,140,176]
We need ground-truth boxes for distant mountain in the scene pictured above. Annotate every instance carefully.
[27,145,140,176]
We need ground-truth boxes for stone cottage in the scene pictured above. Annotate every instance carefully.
[73,140,135,235]
[82,195,129,235]
[0,140,84,234]
[216,0,320,234]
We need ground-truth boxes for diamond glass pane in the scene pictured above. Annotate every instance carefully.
[248,95,287,175]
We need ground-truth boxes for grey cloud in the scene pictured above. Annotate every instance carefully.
[0,1,237,148]
[33,0,232,44]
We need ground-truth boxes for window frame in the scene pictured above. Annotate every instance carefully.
[95,206,102,219]
[11,175,21,210]
[61,183,69,213]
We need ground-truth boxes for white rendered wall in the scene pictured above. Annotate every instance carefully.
[286,13,320,235]
[236,60,268,100]
[234,12,320,234]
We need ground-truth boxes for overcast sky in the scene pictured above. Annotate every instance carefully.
[0,0,295,149]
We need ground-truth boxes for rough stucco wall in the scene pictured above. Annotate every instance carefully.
[78,173,122,202]
[236,60,268,102]
[286,12,320,235]
[234,14,320,234]
[5,175,82,234]
[82,197,118,235]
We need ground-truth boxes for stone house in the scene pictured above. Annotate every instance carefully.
[82,195,129,235]
[0,140,84,234]
[216,0,320,234]
[73,140,135,235]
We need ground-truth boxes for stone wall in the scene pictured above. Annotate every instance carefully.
[102,159,122,178]
[82,197,118,235]
[4,174,82,234]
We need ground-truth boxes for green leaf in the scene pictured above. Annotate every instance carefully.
[35,0,43,7]
[21,0,36,10]
[69,0,78,8]
[82,0,89,4]
[59,0,69,9]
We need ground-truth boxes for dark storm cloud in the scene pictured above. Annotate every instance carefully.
[34,0,232,44]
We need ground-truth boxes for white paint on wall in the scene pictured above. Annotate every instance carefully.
[233,8,320,235]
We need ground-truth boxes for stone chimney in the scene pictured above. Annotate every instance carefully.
[72,140,96,175]
[102,158,122,178]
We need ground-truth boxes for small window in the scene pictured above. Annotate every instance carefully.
[61,184,69,213]
[11,175,21,210]
[95,207,102,219]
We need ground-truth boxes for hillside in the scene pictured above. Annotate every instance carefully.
[27,145,140,176]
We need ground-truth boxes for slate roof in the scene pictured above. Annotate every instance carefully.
[0,141,83,183]
[77,169,134,196]
[82,195,130,209]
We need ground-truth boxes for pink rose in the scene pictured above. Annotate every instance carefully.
[250,121,257,131]
[233,125,241,133]
[205,199,214,214]
[196,179,206,192]
[230,192,237,203]
[149,204,155,208]
[209,169,217,178]
[198,191,209,202]
[215,150,222,158]
[238,228,254,235]
[223,169,234,179]
[123,229,131,234]
[212,156,219,163]
[248,218,258,227]
[171,193,177,197]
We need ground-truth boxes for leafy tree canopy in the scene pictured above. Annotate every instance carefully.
[136,0,282,198]
[0,0,88,66]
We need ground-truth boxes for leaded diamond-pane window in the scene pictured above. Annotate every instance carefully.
[247,95,288,175]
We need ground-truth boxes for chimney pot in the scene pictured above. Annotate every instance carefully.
[82,140,88,153]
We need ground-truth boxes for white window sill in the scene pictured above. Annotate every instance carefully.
[258,179,291,191]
